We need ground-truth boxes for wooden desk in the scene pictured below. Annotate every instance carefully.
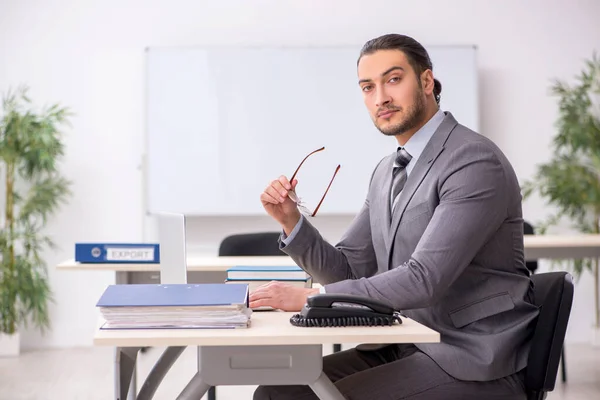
[95,310,436,347]
[58,235,600,273]
[524,234,600,260]
[56,235,600,286]
[57,256,295,272]
[56,256,297,286]
[96,311,439,400]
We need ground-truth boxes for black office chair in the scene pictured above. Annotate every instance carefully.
[205,232,285,400]
[525,271,574,400]
[523,221,538,274]
[218,232,285,256]
[523,220,568,383]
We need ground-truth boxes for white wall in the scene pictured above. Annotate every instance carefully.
[1,0,599,350]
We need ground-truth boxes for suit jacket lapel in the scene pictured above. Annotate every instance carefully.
[386,112,458,264]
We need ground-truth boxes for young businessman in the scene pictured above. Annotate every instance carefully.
[251,34,538,399]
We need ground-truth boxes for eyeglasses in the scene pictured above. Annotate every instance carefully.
[287,147,341,217]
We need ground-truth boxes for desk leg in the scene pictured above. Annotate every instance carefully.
[207,386,216,400]
[127,367,136,400]
[136,346,186,399]
[115,347,140,400]
[176,372,211,400]
[115,271,138,400]
[309,371,347,400]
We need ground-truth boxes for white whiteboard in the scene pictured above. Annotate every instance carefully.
[145,45,478,215]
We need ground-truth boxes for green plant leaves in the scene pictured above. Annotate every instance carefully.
[0,85,71,334]
[523,52,600,244]
[522,52,600,327]
[19,175,72,226]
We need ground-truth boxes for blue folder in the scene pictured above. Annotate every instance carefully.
[96,283,249,308]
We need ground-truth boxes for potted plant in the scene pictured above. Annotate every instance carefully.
[0,86,72,356]
[522,52,600,345]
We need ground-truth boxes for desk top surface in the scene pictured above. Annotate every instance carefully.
[94,311,439,347]
[57,255,295,271]
[57,234,600,272]
[524,234,600,247]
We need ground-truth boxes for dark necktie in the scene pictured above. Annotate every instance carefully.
[390,147,412,214]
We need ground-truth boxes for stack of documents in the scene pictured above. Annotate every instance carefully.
[225,265,312,292]
[96,283,251,329]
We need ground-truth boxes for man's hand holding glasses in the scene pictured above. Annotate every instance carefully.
[260,147,340,236]
[260,174,302,236]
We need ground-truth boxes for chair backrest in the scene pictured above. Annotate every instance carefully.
[218,232,285,256]
[523,220,538,274]
[525,271,574,394]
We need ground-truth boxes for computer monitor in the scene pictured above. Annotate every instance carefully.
[156,212,188,284]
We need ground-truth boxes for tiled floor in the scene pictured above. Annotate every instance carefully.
[0,343,598,399]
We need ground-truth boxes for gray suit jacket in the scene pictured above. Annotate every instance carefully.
[280,111,539,382]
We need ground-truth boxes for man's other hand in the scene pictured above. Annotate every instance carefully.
[249,281,320,311]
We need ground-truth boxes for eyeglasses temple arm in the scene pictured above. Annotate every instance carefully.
[290,146,325,182]
[311,164,341,217]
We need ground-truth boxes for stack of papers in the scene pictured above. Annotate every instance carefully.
[96,283,251,329]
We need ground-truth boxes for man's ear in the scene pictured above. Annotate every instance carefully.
[420,70,435,96]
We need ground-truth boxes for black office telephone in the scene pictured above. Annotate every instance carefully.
[289,294,403,327]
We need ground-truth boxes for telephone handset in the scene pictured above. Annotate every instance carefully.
[289,293,403,327]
